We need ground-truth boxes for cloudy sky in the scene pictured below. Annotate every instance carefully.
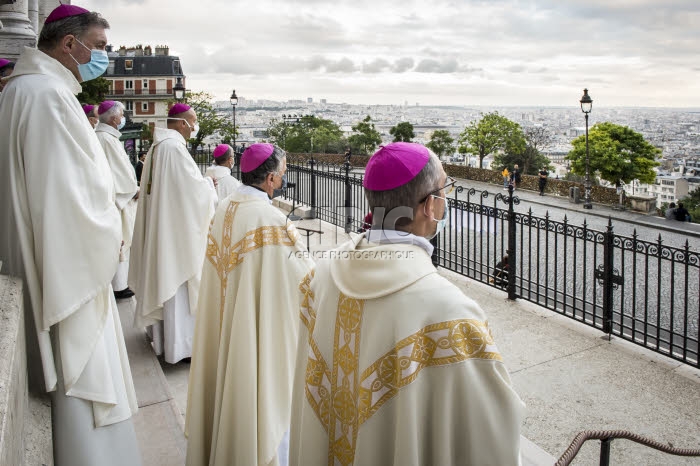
[81,0,700,107]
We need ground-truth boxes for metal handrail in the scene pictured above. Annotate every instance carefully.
[556,430,700,466]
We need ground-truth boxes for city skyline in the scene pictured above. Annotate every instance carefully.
[83,0,700,108]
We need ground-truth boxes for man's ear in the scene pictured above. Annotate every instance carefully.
[61,34,77,54]
[422,195,434,219]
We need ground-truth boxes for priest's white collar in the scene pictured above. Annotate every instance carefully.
[365,229,434,256]
[207,165,232,178]
[95,122,121,138]
[238,184,272,204]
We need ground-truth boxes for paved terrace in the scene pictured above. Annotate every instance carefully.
[122,182,699,466]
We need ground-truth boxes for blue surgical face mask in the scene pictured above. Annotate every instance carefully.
[427,195,449,240]
[70,38,109,82]
[117,116,126,130]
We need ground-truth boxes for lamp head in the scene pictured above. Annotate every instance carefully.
[580,88,593,114]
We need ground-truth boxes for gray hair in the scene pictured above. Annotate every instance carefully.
[365,151,443,229]
[214,147,233,165]
[38,12,110,51]
[98,101,124,124]
[241,146,286,186]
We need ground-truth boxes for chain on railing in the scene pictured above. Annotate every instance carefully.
[555,429,700,466]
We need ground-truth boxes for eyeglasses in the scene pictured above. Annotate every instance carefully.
[420,176,456,203]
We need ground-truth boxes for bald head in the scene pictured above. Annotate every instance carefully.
[167,108,197,140]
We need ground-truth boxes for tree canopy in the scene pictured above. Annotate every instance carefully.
[679,189,700,223]
[348,115,382,155]
[426,130,455,159]
[566,122,661,187]
[458,112,526,168]
[77,76,110,104]
[493,126,552,175]
[266,115,344,153]
[389,121,415,142]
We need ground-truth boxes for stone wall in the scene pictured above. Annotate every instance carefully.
[0,274,27,466]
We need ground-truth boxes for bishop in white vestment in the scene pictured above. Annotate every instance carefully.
[289,143,525,466]
[0,5,141,465]
[95,100,139,299]
[129,103,218,364]
[205,143,242,201]
[186,144,314,466]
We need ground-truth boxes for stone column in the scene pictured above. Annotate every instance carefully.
[27,0,38,34]
[0,0,36,60]
[37,0,61,32]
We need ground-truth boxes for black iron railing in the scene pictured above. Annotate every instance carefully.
[192,154,700,368]
[556,430,700,466]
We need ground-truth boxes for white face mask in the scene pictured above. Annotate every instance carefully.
[170,117,199,136]
[426,195,449,240]
[117,116,126,130]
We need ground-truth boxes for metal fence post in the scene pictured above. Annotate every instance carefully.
[507,183,517,301]
[344,161,352,233]
[309,157,317,219]
[602,219,615,335]
[599,438,612,466]
[235,148,241,180]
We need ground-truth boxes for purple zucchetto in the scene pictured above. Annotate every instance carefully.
[213,144,232,159]
[82,104,95,115]
[241,143,274,173]
[363,142,431,191]
[0,59,10,69]
[98,100,115,115]
[168,103,191,117]
[45,4,90,24]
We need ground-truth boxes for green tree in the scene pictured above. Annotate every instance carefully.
[679,189,700,223]
[76,76,110,104]
[566,122,661,188]
[493,127,552,175]
[266,115,343,153]
[389,121,415,142]
[426,130,455,159]
[458,112,526,168]
[172,91,236,154]
[348,115,382,155]
[141,124,152,143]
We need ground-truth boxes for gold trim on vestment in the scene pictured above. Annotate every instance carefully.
[299,276,502,466]
[207,201,298,328]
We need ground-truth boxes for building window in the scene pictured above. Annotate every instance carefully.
[125,101,133,111]
[125,59,133,70]
[143,80,148,88]
[142,102,149,111]
[125,80,134,90]
[173,60,182,74]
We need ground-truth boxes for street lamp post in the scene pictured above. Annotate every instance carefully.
[580,88,593,209]
[173,77,186,101]
[230,89,238,155]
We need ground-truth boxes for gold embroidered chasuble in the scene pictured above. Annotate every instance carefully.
[289,235,525,466]
[185,190,314,466]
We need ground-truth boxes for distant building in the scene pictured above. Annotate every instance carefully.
[648,175,689,208]
[307,97,313,104]
[103,45,186,133]
[320,99,327,105]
